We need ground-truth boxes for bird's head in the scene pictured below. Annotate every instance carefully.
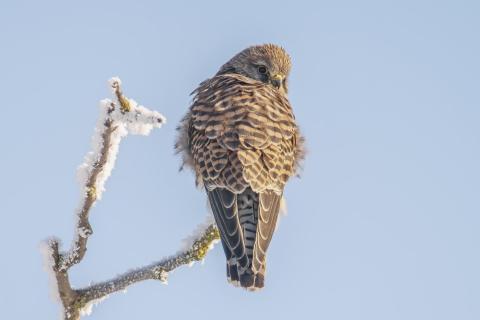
[217,44,291,95]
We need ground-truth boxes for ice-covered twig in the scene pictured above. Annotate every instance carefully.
[41,78,219,320]
[76,224,219,304]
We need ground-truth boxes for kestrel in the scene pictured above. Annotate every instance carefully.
[176,44,304,290]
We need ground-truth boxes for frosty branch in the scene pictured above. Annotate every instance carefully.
[41,78,220,320]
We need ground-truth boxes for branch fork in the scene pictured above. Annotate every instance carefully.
[41,78,219,320]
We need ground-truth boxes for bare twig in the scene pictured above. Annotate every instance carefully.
[41,78,220,320]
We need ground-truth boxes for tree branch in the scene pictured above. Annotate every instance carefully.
[40,78,220,320]
[58,117,116,272]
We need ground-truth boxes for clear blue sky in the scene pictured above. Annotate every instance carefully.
[1,1,479,319]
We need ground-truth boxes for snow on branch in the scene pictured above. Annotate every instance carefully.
[41,78,220,320]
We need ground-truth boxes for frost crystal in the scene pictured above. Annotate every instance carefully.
[78,227,90,238]
[39,239,62,306]
[108,76,122,87]
[79,295,109,317]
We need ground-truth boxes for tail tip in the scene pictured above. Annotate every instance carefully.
[254,273,264,289]
[240,272,255,288]
[226,261,240,286]
[238,271,265,291]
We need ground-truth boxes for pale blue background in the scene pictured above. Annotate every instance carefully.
[1,1,479,319]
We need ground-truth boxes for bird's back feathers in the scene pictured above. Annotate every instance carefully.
[176,73,303,194]
[176,72,304,290]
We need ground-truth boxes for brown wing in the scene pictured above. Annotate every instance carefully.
[185,73,299,194]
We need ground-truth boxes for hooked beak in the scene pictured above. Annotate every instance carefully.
[271,74,284,89]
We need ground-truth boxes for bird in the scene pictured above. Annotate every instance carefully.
[176,44,305,290]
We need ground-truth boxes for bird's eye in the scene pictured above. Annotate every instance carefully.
[258,66,267,74]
